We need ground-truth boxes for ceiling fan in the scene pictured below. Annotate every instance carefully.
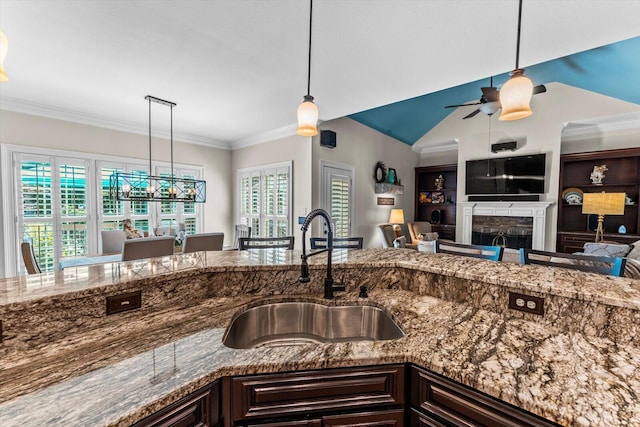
[444,77,546,119]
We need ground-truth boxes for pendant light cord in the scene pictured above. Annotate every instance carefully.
[306,0,313,96]
[170,104,174,184]
[148,97,152,175]
[515,0,523,69]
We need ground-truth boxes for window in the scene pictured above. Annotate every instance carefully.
[238,162,291,238]
[3,144,204,276]
[321,161,354,238]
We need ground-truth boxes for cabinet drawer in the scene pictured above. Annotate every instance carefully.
[231,365,404,422]
[411,366,557,427]
[323,409,404,427]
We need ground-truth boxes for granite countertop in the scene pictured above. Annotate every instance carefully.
[1,249,640,426]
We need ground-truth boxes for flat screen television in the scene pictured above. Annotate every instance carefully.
[465,153,546,195]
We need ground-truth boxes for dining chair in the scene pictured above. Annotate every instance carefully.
[435,241,504,262]
[122,236,175,261]
[520,248,626,277]
[232,224,251,249]
[101,230,126,254]
[154,226,176,237]
[21,241,42,274]
[310,237,364,249]
[239,236,294,250]
[182,232,224,253]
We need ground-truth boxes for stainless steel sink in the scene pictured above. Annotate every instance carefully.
[222,302,405,349]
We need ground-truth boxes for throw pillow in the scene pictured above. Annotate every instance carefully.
[626,240,640,261]
[393,236,406,248]
[419,232,439,241]
[583,242,631,258]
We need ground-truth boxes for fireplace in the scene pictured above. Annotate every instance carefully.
[459,202,554,250]
[472,215,533,249]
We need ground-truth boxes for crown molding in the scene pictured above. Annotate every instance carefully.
[0,96,232,150]
[412,138,459,154]
[230,122,309,150]
[562,111,640,140]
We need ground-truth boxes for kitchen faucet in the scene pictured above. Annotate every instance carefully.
[299,208,345,299]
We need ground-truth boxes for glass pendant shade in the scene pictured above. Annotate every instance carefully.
[0,30,8,82]
[296,95,319,136]
[499,69,533,121]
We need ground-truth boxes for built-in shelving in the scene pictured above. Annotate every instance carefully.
[557,147,640,253]
[414,164,457,239]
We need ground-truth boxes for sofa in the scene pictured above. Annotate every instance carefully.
[573,241,640,279]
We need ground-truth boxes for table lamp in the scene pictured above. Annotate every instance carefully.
[582,192,626,242]
[389,208,405,238]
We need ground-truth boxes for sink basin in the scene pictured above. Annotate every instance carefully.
[222,302,405,349]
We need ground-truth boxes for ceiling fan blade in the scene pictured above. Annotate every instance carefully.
[445,102,481,109]
[533,84,547,95]
[463,109,481,119]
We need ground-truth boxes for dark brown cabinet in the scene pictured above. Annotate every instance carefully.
[414,165,457,238]
[557,148,640,252]
[225,364,405,426]
[132,380,221,427]
[410,365,558,427]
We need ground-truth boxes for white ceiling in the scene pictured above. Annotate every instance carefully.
[1,0,639,150]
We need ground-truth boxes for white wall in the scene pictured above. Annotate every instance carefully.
[312,117,419,248]
[231,134,313,249]
[0,110,232,276]
[414,83,640,249]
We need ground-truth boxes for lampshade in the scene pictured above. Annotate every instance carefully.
[582,192,626,215]
[0,30,8,82]
[499,69,533,121]
[296,95,318,136]
[389,209,405,224]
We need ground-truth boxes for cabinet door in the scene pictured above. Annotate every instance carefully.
[323,409,404,427]
[132,381,219,427]
[247,420,322,427]
[409,408,448,427]
[230,365,404,422]
[411,366,557,427]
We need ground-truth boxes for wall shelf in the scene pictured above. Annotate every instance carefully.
[375,183,404,194]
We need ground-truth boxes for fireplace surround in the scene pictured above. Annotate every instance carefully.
[459,202,554,250]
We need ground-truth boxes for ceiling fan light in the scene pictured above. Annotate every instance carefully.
[499,69,533,121]
[480,101,499,116]
[296,95,318,136]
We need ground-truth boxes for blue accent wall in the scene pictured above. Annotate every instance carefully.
[349,36,640,146]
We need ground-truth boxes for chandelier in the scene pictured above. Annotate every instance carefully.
[109,95,206,203]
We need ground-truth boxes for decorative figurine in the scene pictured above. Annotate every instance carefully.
[590,164,607,185]
[434,174,444,190]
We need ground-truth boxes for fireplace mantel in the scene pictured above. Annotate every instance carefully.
[459,201,554,250]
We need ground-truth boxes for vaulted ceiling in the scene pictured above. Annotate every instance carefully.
[349,36,640,145]
[0,1,639,150]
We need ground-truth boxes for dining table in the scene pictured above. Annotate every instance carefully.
[58,254,122,270]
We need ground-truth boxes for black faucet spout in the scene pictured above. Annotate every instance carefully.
[299,209,343,299]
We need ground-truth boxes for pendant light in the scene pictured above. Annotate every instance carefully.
[499,0,534,121]
[0,30,9,82]
[296,0,318,136]
[110,96,206,203]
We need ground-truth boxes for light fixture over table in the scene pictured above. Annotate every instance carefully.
[110,96,206,203]
[296,0,318,136]
[499,0,534,121]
